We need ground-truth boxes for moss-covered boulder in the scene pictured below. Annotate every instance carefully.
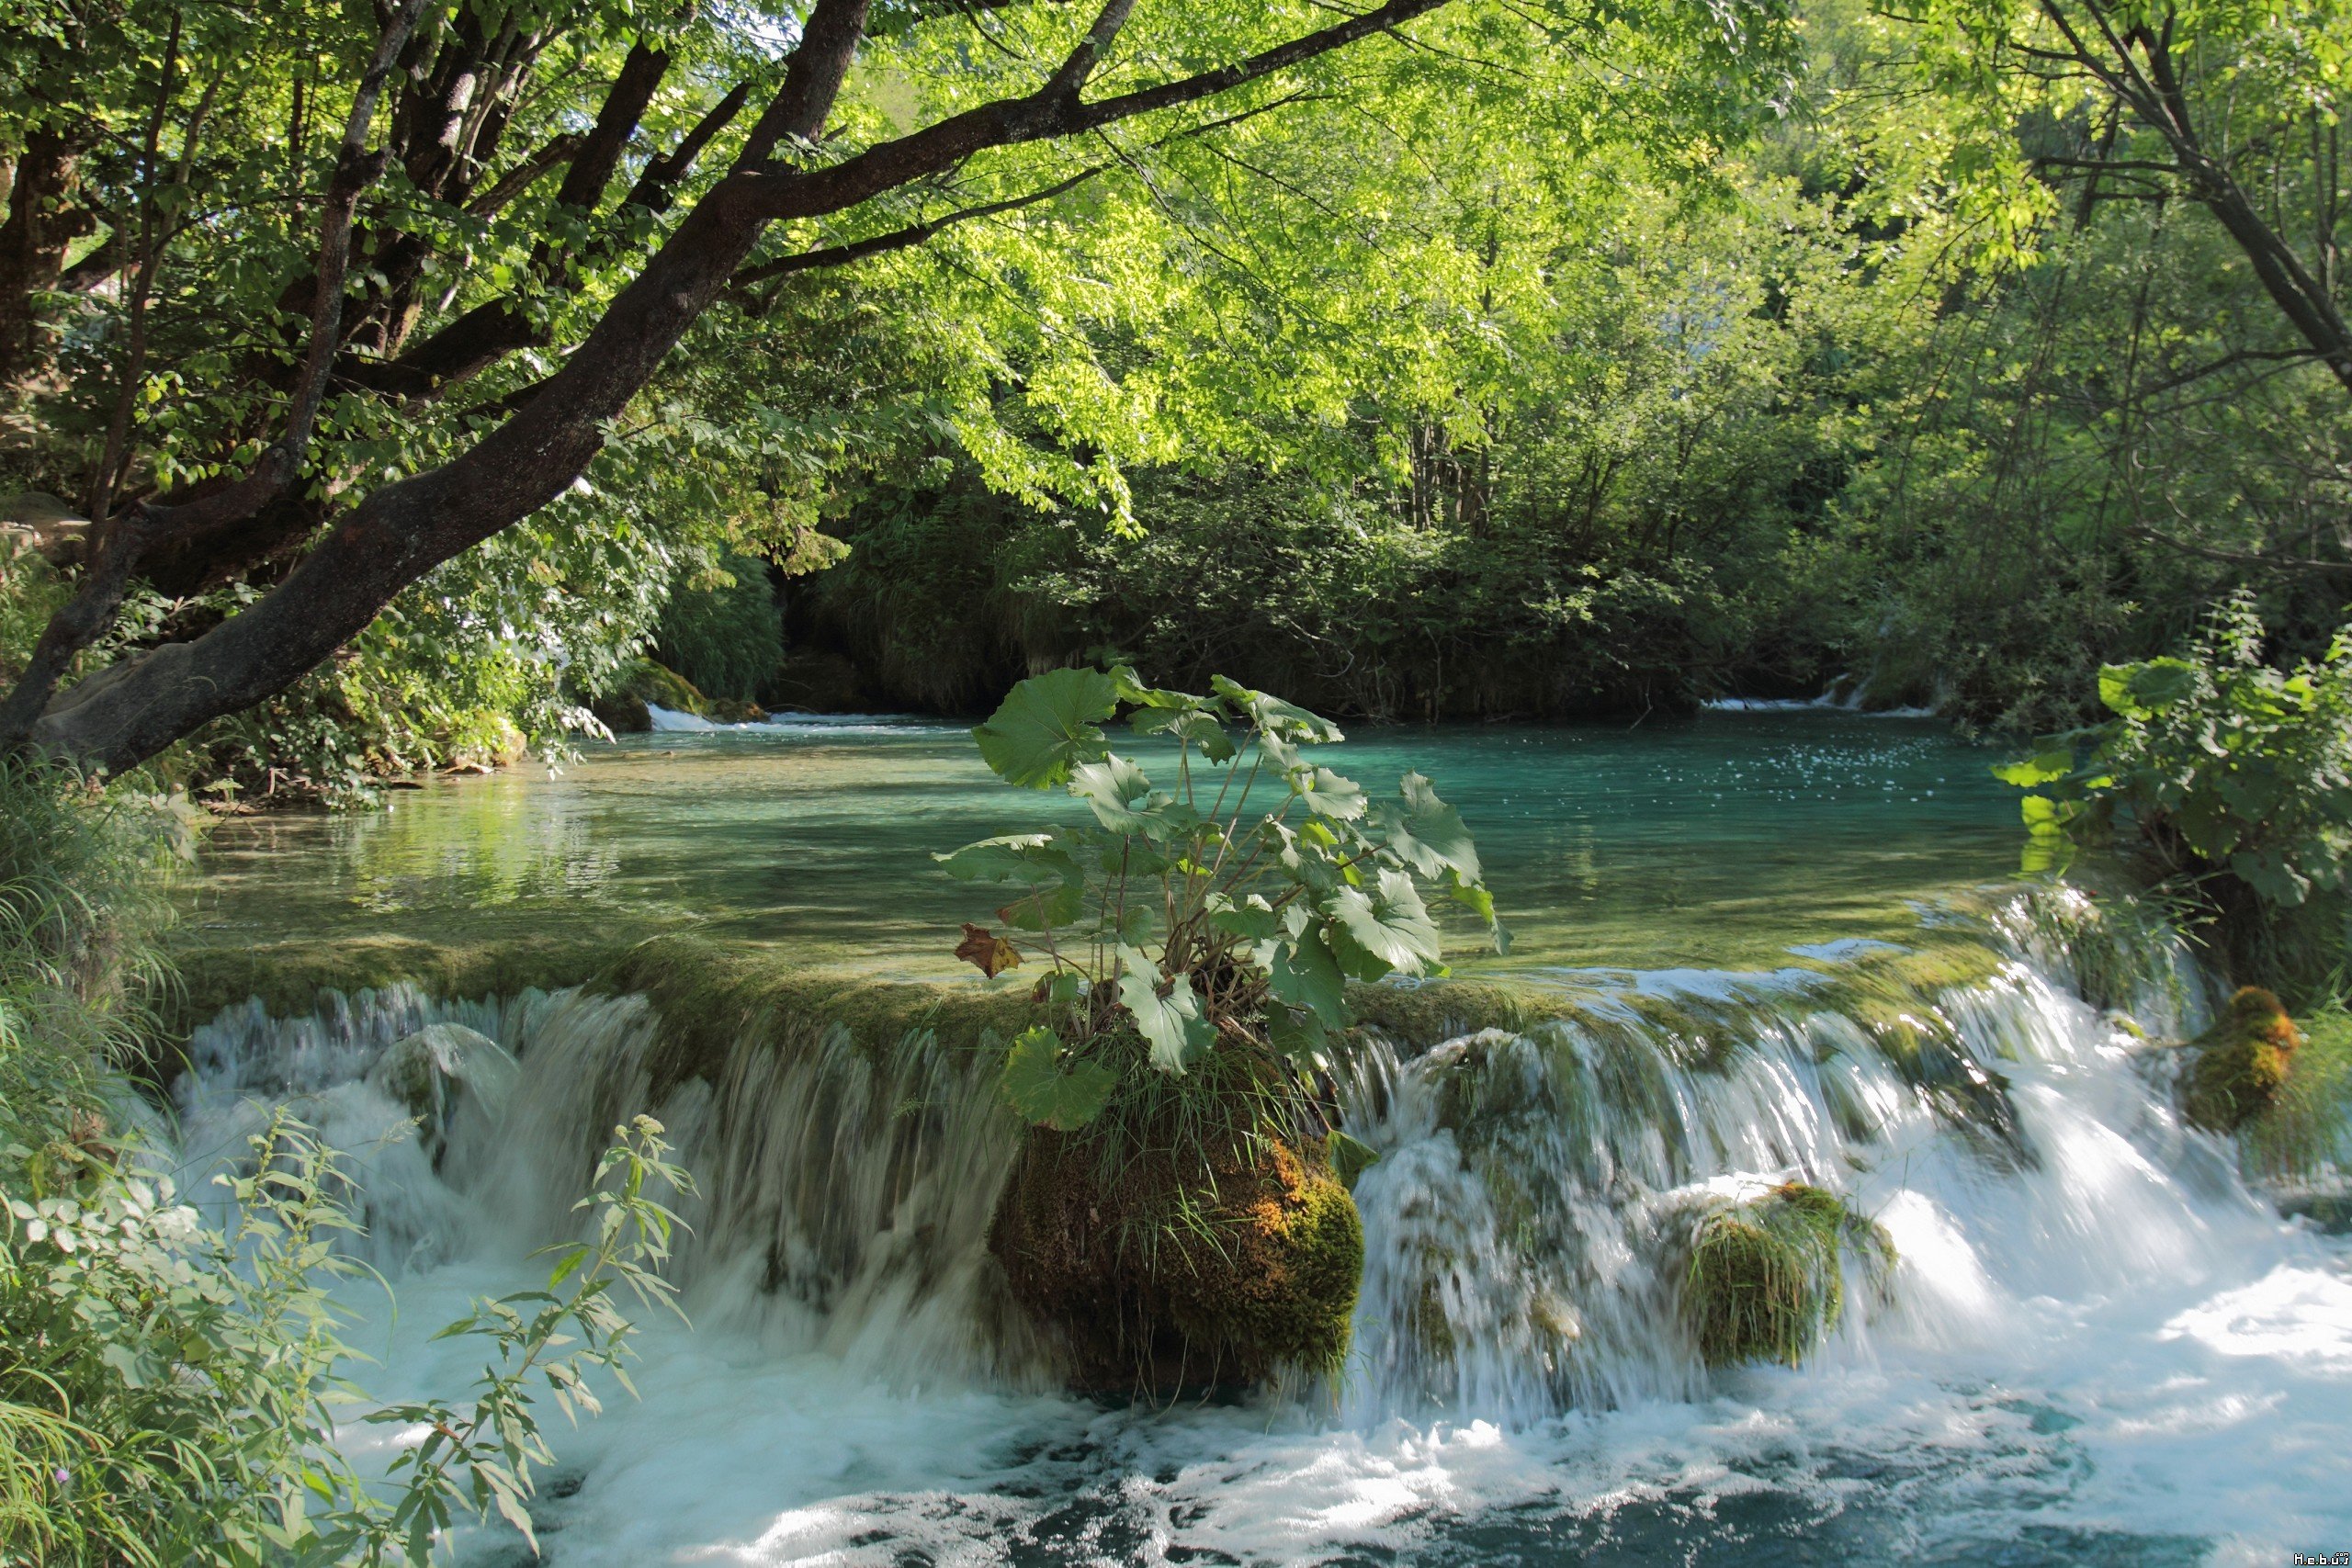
[2183,986,2301,1134]
[1680,1181,1892,1369]
[990,1126,1363,1396]
[590,659,713,733]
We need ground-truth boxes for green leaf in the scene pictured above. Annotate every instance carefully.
[1206,891,1281,942]
[1069,754,1163,833]
[935,833,1083,886]
[1297,766,1368,820]
[1211,674,1342,743]
[1117,946,1215,1073]
[1000,1026,1116,1131]
[973,668,1119,787]
[1381,772,1482,881]
[1325,1129,1381,1190]
[1132,704,1239,762]
[1261,926,1348,1026]
[1266,1002,1329,1066]
[1991,749,2073,788]
[1323,869,1443,979]
[2098,657,2196,718]
[997,883,1084,931]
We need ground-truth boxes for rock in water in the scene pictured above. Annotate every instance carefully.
[368,1022,518,1132]
[2182,986,2301,1134]
[990,1127,1362,1396]
[1679,1181,1894,1368]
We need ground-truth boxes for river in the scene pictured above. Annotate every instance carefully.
[165,711,2351,1565]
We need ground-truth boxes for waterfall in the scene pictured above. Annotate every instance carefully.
[163,889,2351,1561]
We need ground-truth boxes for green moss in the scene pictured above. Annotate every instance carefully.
[2241,1003,2352,1182]
[1344,978,1585,1048]
[2182,986,2301,1134]
[990,1127,1363,1395]
[1680,1181,1893,1369]
[169,933,630,1032]
[591,933,1040,1100]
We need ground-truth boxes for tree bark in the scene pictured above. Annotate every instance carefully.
[13,0,1454,774]
[0,127,95,389]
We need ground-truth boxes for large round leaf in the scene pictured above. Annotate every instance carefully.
[1116,946,1214,1074]
[1323,869,1444,979]
[1000,1026,1116,1131]
[974,668,1120,788]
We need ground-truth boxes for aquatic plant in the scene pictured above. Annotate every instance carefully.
[944,668,1499,1390]
[943,667,1506,1126]
[2181,987,2302,1134]
[1679,1182,1892,1369]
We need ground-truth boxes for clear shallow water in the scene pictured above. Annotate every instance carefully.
[181,712,2021,974]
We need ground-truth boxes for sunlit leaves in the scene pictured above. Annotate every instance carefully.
[973,667,1120,787]
[1322,869,1445,979]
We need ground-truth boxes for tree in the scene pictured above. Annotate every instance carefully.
[0,0,1790,775]
[1899,0,2352,400]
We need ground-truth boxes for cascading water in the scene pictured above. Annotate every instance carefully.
[166,892,2350,1565]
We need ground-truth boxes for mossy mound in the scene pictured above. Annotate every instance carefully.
[2240,1004,2352,1183]
[2182,986,2301,1134]
[1680,1182,1892,1369]
[990,1126,1363,1396]
[590,659,713,732]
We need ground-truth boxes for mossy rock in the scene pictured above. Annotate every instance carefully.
[990,1126,1363,1396]
[2182,986,2301,1134]
[589,659,712,732]
[1679,1181,1893,1369]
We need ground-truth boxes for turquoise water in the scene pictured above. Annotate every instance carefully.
[181,711,2021,972]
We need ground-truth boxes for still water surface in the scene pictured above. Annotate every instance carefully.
[182,711,2019,972]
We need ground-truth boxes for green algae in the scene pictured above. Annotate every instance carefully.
[589,933,1045,1100]
[1680,1182,1894,1369]
[170,932,631,1032]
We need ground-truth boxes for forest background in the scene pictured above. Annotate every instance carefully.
[0,0,2346,803]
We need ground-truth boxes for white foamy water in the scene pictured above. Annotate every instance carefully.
[644,704,945,738]
[169,913,2351,1565]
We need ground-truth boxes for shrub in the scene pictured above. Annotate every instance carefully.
[1996,596,2352,998]
[653,554,785,705]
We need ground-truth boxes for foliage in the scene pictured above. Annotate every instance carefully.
[653,554,786,706]
[0,759,695,1563]
[939,668,1504,1129]
[0,1111,690,1566]
[1996,598,2352,990]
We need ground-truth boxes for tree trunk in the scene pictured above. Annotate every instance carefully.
[0,128,95,389]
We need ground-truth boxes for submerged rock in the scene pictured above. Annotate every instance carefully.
[368,1021,518,1144]
[2182,987,2301,1134]
[990,1126,1363,1396]
[1679,1181,1893,1369]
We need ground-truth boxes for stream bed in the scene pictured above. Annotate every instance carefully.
[168,713,2352,1565]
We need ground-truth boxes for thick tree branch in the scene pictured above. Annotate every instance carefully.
[17,0,1458,771]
